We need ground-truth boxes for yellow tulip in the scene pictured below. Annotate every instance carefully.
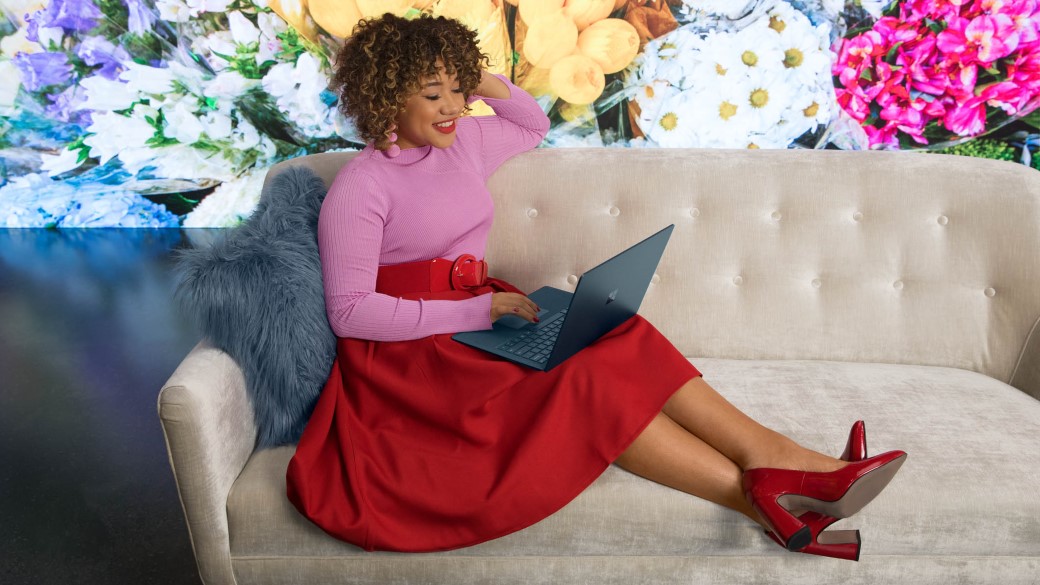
[576,18,639,74]
[522,11,578,69]
[518,0,566,26]
[355,0,412,17]
[267,0,318,41]
[434,0,495,23]
[308,0,364,38]
[433,0,511,75]
[564,0,614,30]
[549,54,605,105]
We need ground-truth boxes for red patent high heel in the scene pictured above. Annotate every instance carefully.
[765,421,867,560]
[744,448,906,552]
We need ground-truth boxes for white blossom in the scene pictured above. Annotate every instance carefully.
[156,0,193,23]
[40,147,84,177]
[0,60,20,110]
[120,62,178,95]
[84,112,156,165]
[182,166,269,227]
[262,53,339,138]
[162,98,207,144]
[77,75,140,111]
[228,11,261,45]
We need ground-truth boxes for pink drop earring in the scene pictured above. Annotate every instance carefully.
[385,123,401,158]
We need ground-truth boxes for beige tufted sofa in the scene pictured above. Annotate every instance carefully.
[159,149,1040,585]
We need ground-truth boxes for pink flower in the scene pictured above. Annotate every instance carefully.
[864,123,901,149]
[833,0,1040,148]
[937,14,1020,63]
[981,80,1036,112]
[836,88,872,122]
[1002,0,1040,45]
[943,97,987,135]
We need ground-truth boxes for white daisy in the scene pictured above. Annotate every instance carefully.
[730,21,786,76]
[739,67,792,132]
[646,91,701,147]
[687,77,754,148]
[631,80,681,137]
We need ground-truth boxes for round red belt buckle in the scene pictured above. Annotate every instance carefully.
[451,254,488,290]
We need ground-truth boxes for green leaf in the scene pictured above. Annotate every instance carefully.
[1021,109,1040,130]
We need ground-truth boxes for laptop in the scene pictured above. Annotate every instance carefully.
[452,224,674,371]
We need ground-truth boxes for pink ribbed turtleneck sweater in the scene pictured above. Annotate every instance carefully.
[318,74,550,341]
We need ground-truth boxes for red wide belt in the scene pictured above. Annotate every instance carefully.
[375,254,489,297]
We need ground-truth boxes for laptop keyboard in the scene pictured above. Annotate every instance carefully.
[496,309,568,364]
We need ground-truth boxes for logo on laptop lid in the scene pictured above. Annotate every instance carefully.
[606,288,618,304]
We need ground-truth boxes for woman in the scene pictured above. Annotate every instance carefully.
[286,12,906,561]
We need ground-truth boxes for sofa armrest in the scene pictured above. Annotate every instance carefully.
[158,340,257,585]
[1011,315,1040,402]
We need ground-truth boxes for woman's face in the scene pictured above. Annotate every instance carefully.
[394,63,465,151]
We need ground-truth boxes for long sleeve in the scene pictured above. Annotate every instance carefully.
[471,74,551,180]
[318,169,494,341]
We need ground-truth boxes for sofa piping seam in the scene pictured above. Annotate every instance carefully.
[1008,314,1040,386]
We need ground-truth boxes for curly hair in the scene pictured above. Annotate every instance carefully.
[330,13,490,151]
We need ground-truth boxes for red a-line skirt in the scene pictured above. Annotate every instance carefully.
[286,276,701,552]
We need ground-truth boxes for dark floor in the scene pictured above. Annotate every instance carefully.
[0,229,224,585]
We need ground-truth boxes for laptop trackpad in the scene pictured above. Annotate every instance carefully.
[496,308,551,330]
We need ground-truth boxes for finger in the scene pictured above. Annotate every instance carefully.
[517,305,539,323]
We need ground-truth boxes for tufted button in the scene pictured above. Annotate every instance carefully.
[609,206,620,217]
[852,211,863,222]
[527,208,538,218]
[690,207,700,218]
[651,273,660,284]
[771,211,782,221]
[732,275,744,286]
[893,280,904,290]
[937,215,949,226]
[984,287,996,298]
[811,278,822,289]
[567,274,578,286]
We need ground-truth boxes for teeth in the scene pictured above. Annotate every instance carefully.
[435,120,454,127]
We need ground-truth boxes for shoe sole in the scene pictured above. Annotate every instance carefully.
[778,454,907,520]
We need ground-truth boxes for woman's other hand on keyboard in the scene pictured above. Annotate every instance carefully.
[491,293,540,323]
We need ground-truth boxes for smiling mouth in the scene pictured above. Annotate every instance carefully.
[433,119,456,134]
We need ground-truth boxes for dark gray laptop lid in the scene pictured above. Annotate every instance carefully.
[544,224,674,370]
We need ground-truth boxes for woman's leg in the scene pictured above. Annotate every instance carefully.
[614,411,762,523]
[614,376,844,522]
[661,376,844,473]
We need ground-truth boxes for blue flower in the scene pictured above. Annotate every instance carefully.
[124,0,157,36]
[13,52,74,91]
[76,36,131,80]
[0,174,181,228]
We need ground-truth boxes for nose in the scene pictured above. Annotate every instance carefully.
[443,94,463,116]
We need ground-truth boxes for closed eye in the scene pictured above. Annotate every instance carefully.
[425,87,463,101]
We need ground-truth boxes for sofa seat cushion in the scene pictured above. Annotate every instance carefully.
[227,358,1040,560]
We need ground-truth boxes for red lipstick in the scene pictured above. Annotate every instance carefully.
[433,119,456,134]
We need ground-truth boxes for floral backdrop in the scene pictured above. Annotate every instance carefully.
[1,0,1038,227]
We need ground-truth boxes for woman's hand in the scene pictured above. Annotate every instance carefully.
[490,292,540,323]
[472,70,511,100]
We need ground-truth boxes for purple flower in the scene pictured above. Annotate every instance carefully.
[47,85,93,126]
[77,36,131,80]
[24,9,44,43]
[32,0,104,35]
[13,52,74,92]
[124,0,157,36]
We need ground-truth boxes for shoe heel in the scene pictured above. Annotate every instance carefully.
[746,474,812,551]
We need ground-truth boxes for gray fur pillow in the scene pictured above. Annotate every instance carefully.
[175,165,336,448]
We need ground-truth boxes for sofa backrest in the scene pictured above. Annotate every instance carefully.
[266,148,1040,398]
